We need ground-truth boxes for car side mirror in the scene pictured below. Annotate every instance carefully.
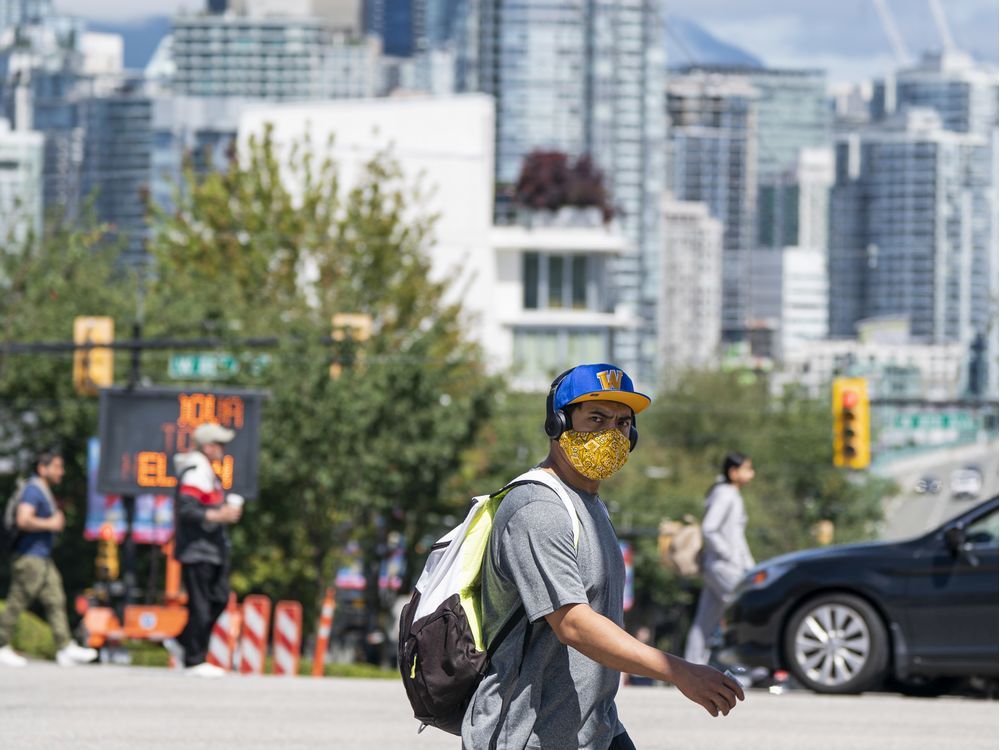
[944,525,980,566]
[944,526,965,553]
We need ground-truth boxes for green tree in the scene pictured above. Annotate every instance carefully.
[0,210,136,597]
[146,128,498,629]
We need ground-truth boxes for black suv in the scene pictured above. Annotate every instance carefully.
[720,497,998,694]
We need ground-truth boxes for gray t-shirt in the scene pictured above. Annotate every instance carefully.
[461,473,626,750]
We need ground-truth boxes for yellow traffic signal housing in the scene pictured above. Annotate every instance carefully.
[95,524,120,581]
[832,377,871,469]
[73,316,114,396]
[330,312,372,379]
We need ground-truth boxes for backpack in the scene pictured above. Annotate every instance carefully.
[1,478,29,551]
[658,515,703,578]
[397,469,580,736]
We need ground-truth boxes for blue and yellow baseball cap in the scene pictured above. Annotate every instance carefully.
[553,363,651,414]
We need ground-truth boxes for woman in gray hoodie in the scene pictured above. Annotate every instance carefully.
[684,452,756,665]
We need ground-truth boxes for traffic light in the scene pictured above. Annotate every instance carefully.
[330,313,372,379]
[832,377,871,469]
[73,316,114,396]
[95,523,120,581]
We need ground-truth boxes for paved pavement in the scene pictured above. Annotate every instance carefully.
[1,663,996,749]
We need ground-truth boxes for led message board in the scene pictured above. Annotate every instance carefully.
[97,387,265,498]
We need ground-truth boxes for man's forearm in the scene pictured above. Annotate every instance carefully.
[547,604,680,682]
[17,516,55,532]
[548,603,744,719]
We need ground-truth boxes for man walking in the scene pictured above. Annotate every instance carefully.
[0,451,99,667]
[164,422,242,677]
[463,364,743,750]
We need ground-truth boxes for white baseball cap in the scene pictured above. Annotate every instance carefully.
[192,422,236,447]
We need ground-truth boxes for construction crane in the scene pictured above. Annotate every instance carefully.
[871,0,911,66]
[927,0,957,53]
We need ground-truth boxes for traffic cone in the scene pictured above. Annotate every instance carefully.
[311,588,336,677]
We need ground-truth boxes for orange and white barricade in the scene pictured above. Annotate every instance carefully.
[271,601,303,677]
[311,588,335,677]
[238,594,272,675]
[206,593,240,670]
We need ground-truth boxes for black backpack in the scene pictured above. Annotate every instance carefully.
[397,470,579,735]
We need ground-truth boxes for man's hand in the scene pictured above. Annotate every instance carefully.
[669,659,744,717]
[48,508,66,532]
[206,504,242,524]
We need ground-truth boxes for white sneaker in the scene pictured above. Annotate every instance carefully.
[0,645,27,667]
[162,638,185,670]
[184,661,226,679]
[55,642,98,666]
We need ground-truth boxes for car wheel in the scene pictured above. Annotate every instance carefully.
[783,593,888,694]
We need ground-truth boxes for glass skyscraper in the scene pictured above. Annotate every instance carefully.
[666,69,757,342]
[830,109,992,345]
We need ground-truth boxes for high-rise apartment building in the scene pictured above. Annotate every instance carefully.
[464,0,665,378]
[78,93,152,264]
[364,0,425,58]
[747,147,833,360]
[830,108,993,345]
[0,0,50,30]
[0,19,151,264]
[171,15,379,100]
[659,197,722,372]
[873,52,999,139]
[750,69,830,251]
[748,69,830,185]
[666,69,756,342]
[873,50,1000,396]
[0,117,43,245]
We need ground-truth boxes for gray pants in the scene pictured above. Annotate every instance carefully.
[684,561,743,664]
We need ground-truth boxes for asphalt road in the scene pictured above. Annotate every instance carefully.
[1,663,996,750]
[879,440,998,540]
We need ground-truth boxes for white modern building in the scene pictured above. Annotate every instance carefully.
[463,0,666,378]
[774,338,967,403]
[749,246,828,359]
[0,117,43,246]
[237,95,631,388]
[659,198,722,372]
[491,213,632,391]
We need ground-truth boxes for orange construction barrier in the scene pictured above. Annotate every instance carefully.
[206,593,240,670]
[311,588,335,677]
[238,595,272,675]
[271,600,303,677]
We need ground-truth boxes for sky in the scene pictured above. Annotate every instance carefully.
[53,0,999,85]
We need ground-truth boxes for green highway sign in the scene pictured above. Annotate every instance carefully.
[890,411,976,431]
[168,353,269,380]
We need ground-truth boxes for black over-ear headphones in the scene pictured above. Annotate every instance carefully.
[544,368,639,452]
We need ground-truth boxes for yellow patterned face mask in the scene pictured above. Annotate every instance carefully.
[558,428,630,480]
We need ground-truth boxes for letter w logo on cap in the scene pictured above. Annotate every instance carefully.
[596,369,624,390]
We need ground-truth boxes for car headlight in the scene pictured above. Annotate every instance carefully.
[734,562,794,597]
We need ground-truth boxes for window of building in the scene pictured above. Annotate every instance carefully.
[523,252,604,310]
